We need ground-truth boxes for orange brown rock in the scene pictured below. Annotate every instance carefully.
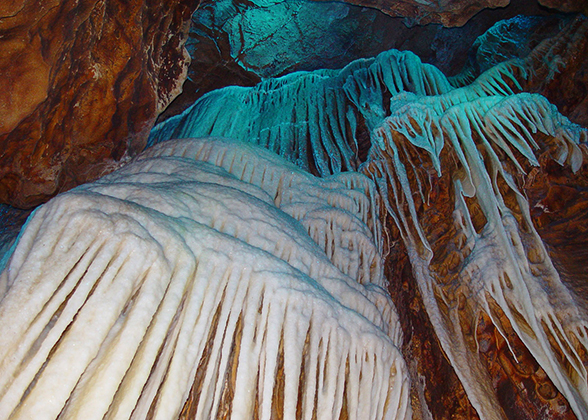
[311,0,510,27]
[385,234,481,419]
[363,92,588,418]
[0,0,195,208]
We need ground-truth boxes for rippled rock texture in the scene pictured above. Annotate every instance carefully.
[0,0,194,208]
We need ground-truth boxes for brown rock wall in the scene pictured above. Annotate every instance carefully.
[0,0,194,208]
[539,0,588,14]
[524,148,588,310]
[311,0,511,27]
[384,221,481,419]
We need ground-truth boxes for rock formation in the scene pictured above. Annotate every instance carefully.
[0,138,410,420]
[0,0,195,208]
[3,0,585,210]
[149,45,588,419]
[1,2,588,420]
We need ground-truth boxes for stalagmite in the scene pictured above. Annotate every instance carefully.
[0,138,410,420]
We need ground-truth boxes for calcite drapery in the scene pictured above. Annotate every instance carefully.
[150,46,588,419]
[3,0,586,211]
[0,138,410,420]
[366,91,588,419]
[1,4,588,418]
[452,14,588,127]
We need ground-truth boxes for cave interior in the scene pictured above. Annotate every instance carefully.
[1,0,588,419]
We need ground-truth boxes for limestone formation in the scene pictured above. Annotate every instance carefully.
[1,3,588,419]
[0,138,410,420]
[150,47,588,419]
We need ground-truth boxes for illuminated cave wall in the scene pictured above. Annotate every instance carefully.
[1,1,588,420]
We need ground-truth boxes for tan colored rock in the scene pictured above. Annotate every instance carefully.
[539,0,588,13]
[311,0,510,27]
[0,0,194,208]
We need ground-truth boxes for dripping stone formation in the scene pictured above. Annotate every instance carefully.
[1,13,588,420]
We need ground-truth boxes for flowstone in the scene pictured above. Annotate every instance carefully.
[151,47,588,419]
[0,138,410,420]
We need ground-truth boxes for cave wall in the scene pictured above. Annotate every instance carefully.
[0,0,196,209]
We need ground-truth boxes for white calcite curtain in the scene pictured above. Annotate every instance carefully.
[2,44,588,420]
[0,138,410,420]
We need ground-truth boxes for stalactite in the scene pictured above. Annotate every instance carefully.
[148,50,453,176]
[147,43,588,419]
[2,21,588,417]
[364,89,588,419]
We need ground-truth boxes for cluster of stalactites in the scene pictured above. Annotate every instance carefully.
[0,138,409,420]
[148,50,454,177]
[149,47,551,185]
[147,43,588,419]
[365,85,588,419]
